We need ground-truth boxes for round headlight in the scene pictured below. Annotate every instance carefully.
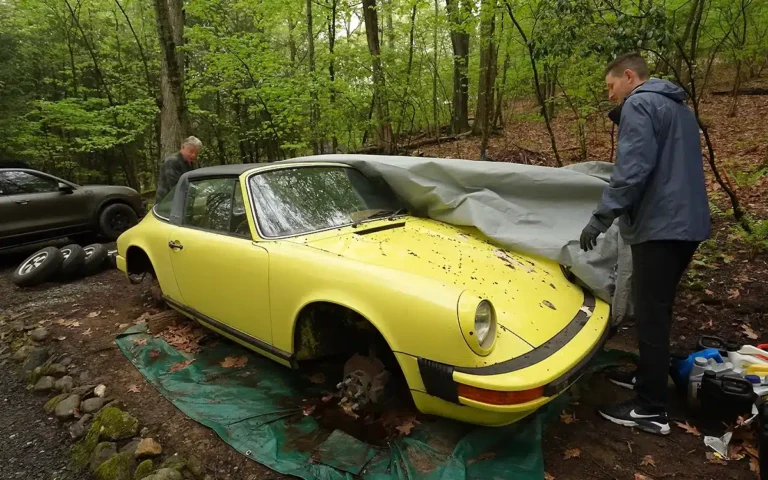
[475,300,495,348]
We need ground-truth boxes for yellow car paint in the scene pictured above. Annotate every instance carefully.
[116,163,611,426]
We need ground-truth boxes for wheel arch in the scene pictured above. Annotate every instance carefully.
[93,197,134,223]
[125,244,156,277]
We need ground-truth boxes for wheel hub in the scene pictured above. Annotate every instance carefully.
[19,252,49,276]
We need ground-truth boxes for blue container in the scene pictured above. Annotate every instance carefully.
[670,348,724,389]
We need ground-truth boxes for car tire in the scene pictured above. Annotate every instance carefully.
[99,203,138,240]
[59,244,86,278]
[11,247,64,287]
[82,244,108,276]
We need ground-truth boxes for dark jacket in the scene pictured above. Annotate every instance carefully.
[156,152,193,203]
[589,78,711,245]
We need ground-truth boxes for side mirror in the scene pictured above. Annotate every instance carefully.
[58,182,73,194]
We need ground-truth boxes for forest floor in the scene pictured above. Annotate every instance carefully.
[1,77,767,480]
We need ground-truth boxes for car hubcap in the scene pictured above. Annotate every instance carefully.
[61,248,71,260]
[19,252,48,275]
[84,247,94,258]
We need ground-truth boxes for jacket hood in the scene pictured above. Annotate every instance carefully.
[632,78,687,102]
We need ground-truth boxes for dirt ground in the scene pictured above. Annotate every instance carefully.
[1,74,766,480]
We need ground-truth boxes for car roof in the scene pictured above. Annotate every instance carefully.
[187,161,351,180]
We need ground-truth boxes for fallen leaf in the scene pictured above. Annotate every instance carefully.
[220,356,248,368]
[467,451,496,465]
[749,456,759,473]
[168,359,195,373]
[699,319,713,330]
[563,448,580,460]
[134,338,148,346]
[127,384,141,393]
[736,415,748,427]
[55,336,66,341]
[341,403,359,419]
[640,455,656,467]
[302,405,316,416]
[117,323,129,330]
[396,417,420,436]
[743,443,759,459]
[675,421,701,436]
[108,309,117,314]
[728,289,741,299]
[134,312,151,324]
[82,328,93,336]
[149,350,160,359]
[706,452,727,465]
[560,410,577,424]
[634,474,652,480]
[87,311,100,318]
[55,319,81,328]
[321,394,334,402]
[742,324,758,340]
[309,373,326,384]
[544,473,555,480]
[704,289,714,296]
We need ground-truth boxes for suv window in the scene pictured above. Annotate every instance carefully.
[0,171,59,194]
[183,177,238,234]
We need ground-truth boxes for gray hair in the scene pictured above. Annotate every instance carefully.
[181,136,202,149]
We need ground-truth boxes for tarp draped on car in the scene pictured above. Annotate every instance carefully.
[285,155,631,324]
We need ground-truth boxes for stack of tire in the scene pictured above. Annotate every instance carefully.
[11,244,114,288]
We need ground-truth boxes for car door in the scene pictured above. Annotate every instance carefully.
[0,170,91,237]
[167,176,273,347]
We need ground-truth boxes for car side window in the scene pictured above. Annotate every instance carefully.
[0,171,59,194]
[230,181,250,237]
[183,177,237,234]
[154,189,175,220]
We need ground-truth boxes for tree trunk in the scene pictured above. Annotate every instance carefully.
[288,18,298,66]
[494,40,510,129]
[432,0,439,137]
[474,0,497,137]
[446,0,471,134]
[307,0,320,154]
[396,4,418,140]
[154,0,189,160]
[362,0,394,153]
[327,0,338,152]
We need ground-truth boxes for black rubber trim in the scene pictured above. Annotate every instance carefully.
[164,296,295,364]
[543,320,610,396]
[454,291,597,376]
[353,222,406,235]
[418,358,458,403]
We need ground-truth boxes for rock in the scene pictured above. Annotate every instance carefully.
[45,363,68,377]
[30,327,49,342]
[142,468,182,480]
[94,451,135,480]
[72,418,103,467]
[95,384,107,397]
[34,376,56,392]
[54,394,81,421]
[89,441,118,472]
[184,454,204,478]
[119,439,141,457]
[11,345,32,362]
[133,459,153,480]
[73,384,96,398]
[79,371,92,383]
[160,454,187,472]
[55,376,74,393]
[82,397,106,414]
[29,366,45,385]
[70,414,92,440]
[134,438,162,459]
[60,356,73,366]
[21,347,48,378]
[10,320,25,332]
[44,393,70,414]
[95,407,139,441]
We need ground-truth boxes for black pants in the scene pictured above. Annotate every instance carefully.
[631,240,699,411]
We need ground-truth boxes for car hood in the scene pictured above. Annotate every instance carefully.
[293,217,588,348]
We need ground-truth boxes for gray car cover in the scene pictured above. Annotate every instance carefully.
[286,154,632,324]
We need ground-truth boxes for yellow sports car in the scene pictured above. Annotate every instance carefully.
[116,161,611,426]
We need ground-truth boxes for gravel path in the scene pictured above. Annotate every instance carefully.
[0,364,87,480]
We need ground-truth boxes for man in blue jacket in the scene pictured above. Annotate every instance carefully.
[580,53,710,435]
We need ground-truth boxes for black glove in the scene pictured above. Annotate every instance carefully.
[580,224,601,251]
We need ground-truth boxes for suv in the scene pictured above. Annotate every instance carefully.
[0,168,145,250]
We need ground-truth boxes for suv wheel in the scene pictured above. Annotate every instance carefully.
[11,247,64,287]
[99,204,138,240]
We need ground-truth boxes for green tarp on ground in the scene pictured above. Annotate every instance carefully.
[117,324,629,480]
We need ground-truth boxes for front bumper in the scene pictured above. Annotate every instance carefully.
[411,290,611,426]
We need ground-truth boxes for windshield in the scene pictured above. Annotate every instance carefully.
[248,166,402,237]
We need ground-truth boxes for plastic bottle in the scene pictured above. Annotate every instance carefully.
[688,357,736,407]
[699,371,756,421]
[726,341,768,373]
[671,348,724,389]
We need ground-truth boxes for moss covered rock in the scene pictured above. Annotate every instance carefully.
[89,442,117,472]
[133,459,153,480]
[142,468,182,480]
[94,452,135,480]
[43,393,70,414]
[159,454,186,473]
[71,419,103,468]
[96,407,139,441]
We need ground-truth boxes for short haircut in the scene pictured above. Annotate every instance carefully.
[181,136,202,149]
[604,53,650,79]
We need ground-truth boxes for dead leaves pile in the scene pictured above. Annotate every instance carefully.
[220,356,248,369]
[157,324,205,354]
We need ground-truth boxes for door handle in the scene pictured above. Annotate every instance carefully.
[168,240,184,250]
[14,200,29,205]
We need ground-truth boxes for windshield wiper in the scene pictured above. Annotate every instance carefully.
[352,208,407,227]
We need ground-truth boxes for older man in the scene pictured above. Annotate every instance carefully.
[155,136,202,203]
[579,53,710,435]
